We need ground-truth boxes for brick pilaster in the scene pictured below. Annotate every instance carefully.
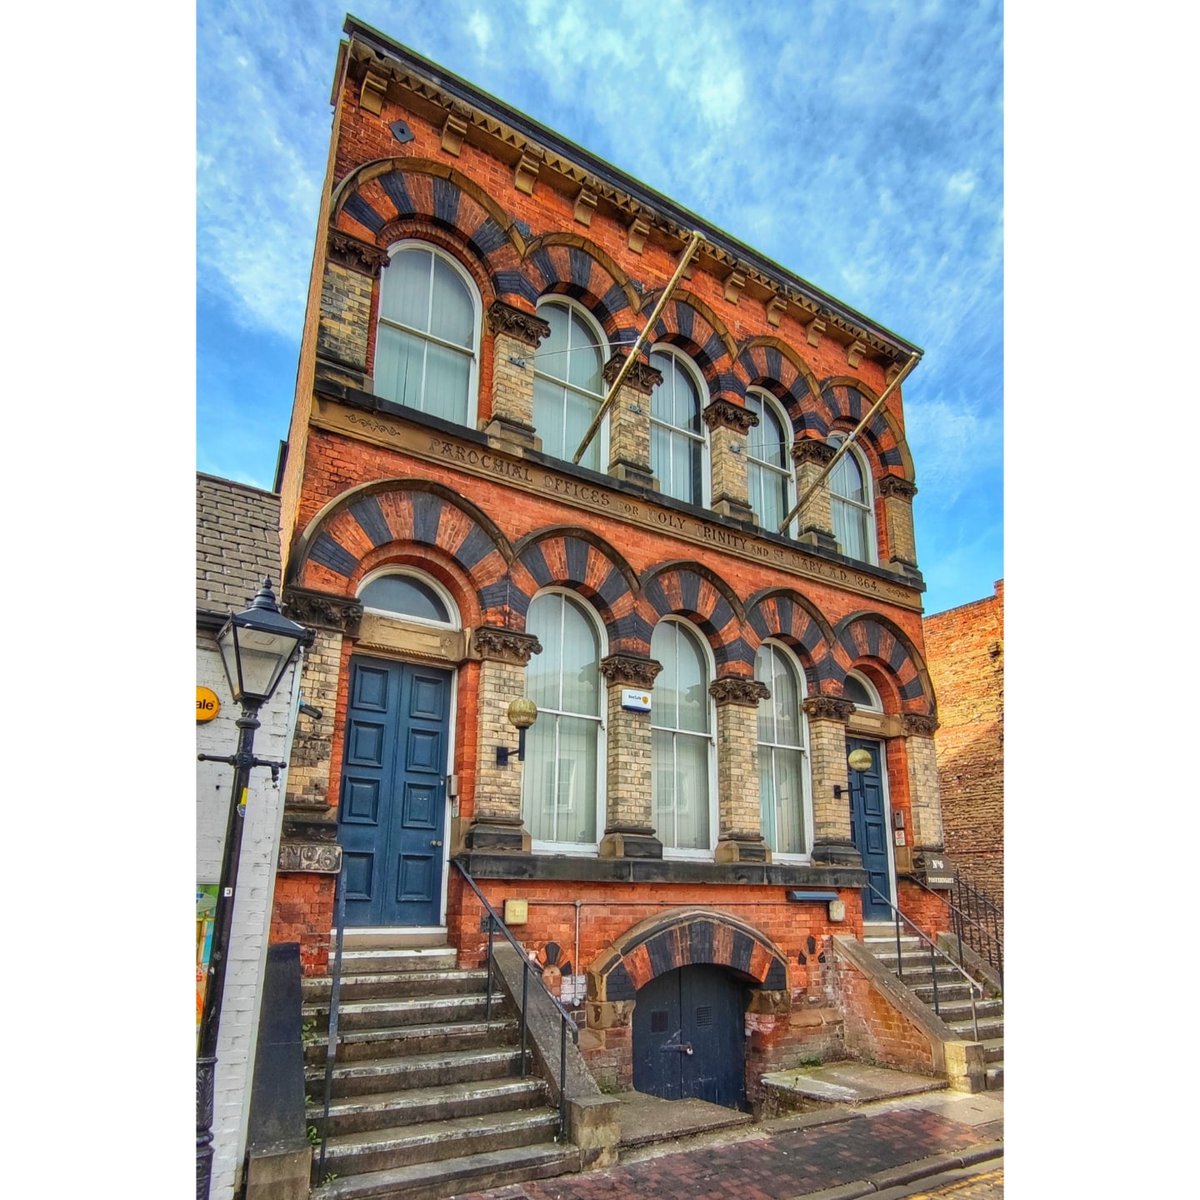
[710,676,771,862]
[880,475,919,569]
[703,398,758,522]
[803,696,860,865]
[603,354,661,489]
[791,440,838,552]
[483,301,551,449]
[902,714,944,853]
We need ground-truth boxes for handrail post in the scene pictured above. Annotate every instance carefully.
[929,938,939,1014]
[894,905,903,980]
[486,918,495,1020]
[559,1016,568,1139]
[520,960,529,1077]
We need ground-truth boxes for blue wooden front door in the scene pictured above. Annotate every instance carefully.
[337,657,451,927]
[847,737,893,921]
[632,965,747,1110]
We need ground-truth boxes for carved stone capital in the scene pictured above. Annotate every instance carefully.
[487,300,552,346]
[902,712,940,737]
[709,677,770,707]
[603,353,662,395]
[702,397,759,435]
[327,231,389,278]
[473,625,543,664]
[803,695,856,723]
[791,439,837,467]
[277,842,342,874]
[879,475,918,500]
[282,588,363,634]
[600,654,663,688]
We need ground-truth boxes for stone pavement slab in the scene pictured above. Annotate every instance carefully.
[762,1062,948,1107]
[612,1090,754,1149]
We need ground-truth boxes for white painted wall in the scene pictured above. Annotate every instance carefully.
[197,633,303,1200]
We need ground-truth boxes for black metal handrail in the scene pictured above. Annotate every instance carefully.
[316,862,348,1181]
[910,875,1003,988]
[453,861,578,1139]
[951,873,1004,979]
[866,883,983,1041]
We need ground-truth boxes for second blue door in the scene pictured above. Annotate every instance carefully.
[847,737,893,921]
[337,657,451,926]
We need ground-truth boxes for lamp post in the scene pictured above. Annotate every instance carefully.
[196,578,312,1200]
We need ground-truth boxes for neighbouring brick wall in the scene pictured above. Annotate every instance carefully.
[270,872,336,976]
[922,581,1003,904]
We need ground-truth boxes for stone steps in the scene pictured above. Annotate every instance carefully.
[304,968,491,1001]
[307,1017,520,1065]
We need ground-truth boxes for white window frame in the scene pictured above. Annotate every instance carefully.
[376,239,481,426]
[648,347,711,508]
[844,669,883,712]
[754,639,813,862]
[651,617,718,859]
[746,389,796,536]
[828,433,877,564]
[522,588,608,856]
[357,566,461,629]
[532,297,610,470]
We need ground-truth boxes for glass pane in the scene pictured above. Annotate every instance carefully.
[649,352,674,421]
[833,499,865,560]
[754,647,776,744]
[563,387,600,471]
[359,575,449,622]
[559,597,600,715]
[650,423,670,493]
[522,717,557,840]
[533,375,567,459]
[675,625,708,733]
[772,651,801,746]
[843,674,876,708]
[423,341,469,424]
[525,594,562,710]
[650,622,678,728]
[773,746,807,854]
[537,303,568,379]
[557,714,598,842]
[670,434,692,503]
[759,745,778,849]
[675,733,709,848]
[375,325,425,408]
[568,310,603,392]
[382,248,431,331]
[430,255,473,347]
[652,727,675,846]
[678,368,701,433]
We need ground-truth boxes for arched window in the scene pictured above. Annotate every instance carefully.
[754,642,812,856]
[843,670,883,711]
[650,619,714,853]
[532,299,607,469]
[358,569,459,627]
[522,592,605,849]
[375,243,479,425]
[746,391,794,535]
[828,434,876,562]
[648,349,708,506]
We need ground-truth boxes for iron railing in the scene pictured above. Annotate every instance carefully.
[866,883,984,1041]
[316,862,348,1182]
[950,873,1004,980]
[453,861,579,1139]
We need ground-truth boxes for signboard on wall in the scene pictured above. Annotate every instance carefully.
[196,885,218,1028]
[196,687,221,723]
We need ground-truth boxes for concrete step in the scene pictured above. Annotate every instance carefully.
[304,994,494,1032]
[308,1076,547,1137]
[320,1106,562,1177]
[306,1046,528,1098]
[977,1037,1004,1064]
[307,1018,520,1065]
[336,929,451,952]
[909,981,979,1005]
[945,1016,1003,1041]
[311,1140,579,1200]
[986,1063,1004,1089]
[931,997,1003,1024]
[303,969,490,1002]
[335,948,459,976]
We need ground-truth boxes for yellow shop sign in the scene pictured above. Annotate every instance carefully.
[196,687,221,722]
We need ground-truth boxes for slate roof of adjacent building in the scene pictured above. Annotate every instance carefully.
[197,473,283,620]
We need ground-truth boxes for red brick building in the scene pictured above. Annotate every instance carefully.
[272,18,954,1112]
[922,581,1004,906]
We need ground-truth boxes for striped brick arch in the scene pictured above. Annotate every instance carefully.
[641,562,753,673]
[523,236,639,346]
[290,480,512,621]
[746,590,845,694]
[733,340,818,430]
[588,908,789,1004]
[508,529,648,654]
[331,158,536,308]
[646,294,739,397]
[835,613,933,712]
[810,381,906,471]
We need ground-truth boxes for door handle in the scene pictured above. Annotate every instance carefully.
[430,839,443,848]
[663,1042,693,1055]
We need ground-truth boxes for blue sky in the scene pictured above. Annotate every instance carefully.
[197,0,1003,616]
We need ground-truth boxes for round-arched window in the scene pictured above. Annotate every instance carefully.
[532,299,607,470]
[358,571,458,627]
[828,434,876,563]
[648,349,708,506]
[746,390,794,534]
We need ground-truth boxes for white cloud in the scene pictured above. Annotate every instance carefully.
[467,10,492,53]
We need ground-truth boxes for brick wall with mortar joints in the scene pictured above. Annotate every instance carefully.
[317,261,373,369]
[284,627,344,808]
[830,958,938,1075]
[807,716,854,844]
[714,699,761,835]
[922,584,1003,902]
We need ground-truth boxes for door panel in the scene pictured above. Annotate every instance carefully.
[337,657,451,926]
[632,966,746,1109]
[848,737,893,921]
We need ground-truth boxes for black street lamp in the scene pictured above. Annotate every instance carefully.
[196,578,312,1200]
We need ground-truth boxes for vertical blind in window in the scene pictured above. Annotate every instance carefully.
[755,643,811,855]
[522,593,602,845]
[746,393,793,533]
[650,621,711,850]
[829,436,873,562]
[649,350,704,505]
[532,301,606,469]
[376,246,476,425]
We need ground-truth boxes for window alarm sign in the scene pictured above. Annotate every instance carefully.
[621,689,652,712]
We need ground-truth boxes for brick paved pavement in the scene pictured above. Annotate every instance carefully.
[456,1108,996,1200]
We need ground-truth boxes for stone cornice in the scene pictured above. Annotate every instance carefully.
[282,588,363,634]
[487,300,551,346]
[709,677,770,707]
[901,713,940,737]
[600,654,663,688]
[342,23,922,365]
[327,230,389,277]
[879,475,918,500]
[702,398,759,435]
[603,354,662,395]
[473,625,543,664]
[803,696,856,723]
[792,439,837,467]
